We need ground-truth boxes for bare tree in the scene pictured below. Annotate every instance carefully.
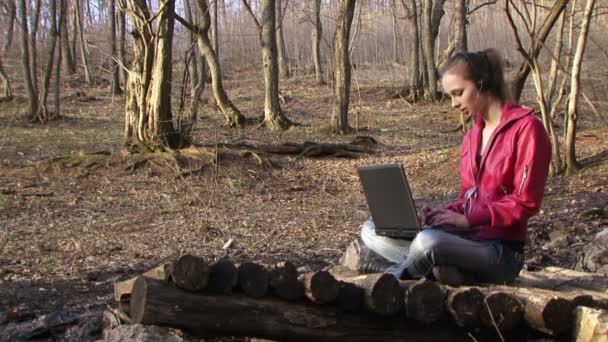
[117,8,127,86]
[181,0,207,132]
[311,0,324,84]
[506,0,564,175]
[3,0,16,52]
[29,0,41,93]
[211,0,219,60]
[421,0,438,101]
[75,0,92,84]
[120,0,182,150]
[38,0,60,122]
[399,0,421,101]
[61,0,76,74]
[330,0,356,134]
[0,56,11,101]
[109,0,123,94]
[565,0,596,175]
[176,0,245,127]
[276,0,290,78]
[438,0,466,69]
[18,0,39,120]
[509,0,569,101]
[242,0,293,130]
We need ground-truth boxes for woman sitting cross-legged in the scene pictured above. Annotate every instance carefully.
[360,49,552,285]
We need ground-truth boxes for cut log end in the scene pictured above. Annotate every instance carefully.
[403,279,444,324]
[207,259,238,294]
[481,292,524,333]
[238,262,269,298]
[447,287,484,328]
[304,271,339,304]
[130,276,149,324]
[170,254,210,292]
[367,273,402,316]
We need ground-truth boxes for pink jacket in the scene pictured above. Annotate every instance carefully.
[445,103,552,241]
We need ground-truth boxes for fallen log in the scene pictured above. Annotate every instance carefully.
[401,279,445,324]
[114,264,169,314]
[129,276,470,341]
[207,259,238,294]
[170,254,209,292]
[302,271,340,304]
[334,274,402,316]
[238,262,269,298]
[269,262,304,301]
[515,267,608,295]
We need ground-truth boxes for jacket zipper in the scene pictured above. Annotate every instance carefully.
[519,165,529,195]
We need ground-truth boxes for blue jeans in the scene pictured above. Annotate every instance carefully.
[361,219,524,283]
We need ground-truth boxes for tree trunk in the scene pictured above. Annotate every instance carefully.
[546,10,566,106]
[183,0,205,128]
[70,3,78,69]
[18,0,39,120]
[75,0,92,84]
[400,0,420,100]
[422,0,438,101]
[189,0,244,127]
[510,0,569,102]
[61,0,76,74]
[259,0,292,129]
[330,0,356,134]
[211,0,219,61]
[565,0,595,175]
[117,9,127,87]
[54,0,64,118]
[438,0,466,70]
[275,0,290,78]
[3,0,16,53]
[29,0,41,94]
[38,0,59,122]
[129,276,469,341]
[123,0,181,151]
[0,57,11,100]
[311,0,323,84]
[391,0,399,64]
[108,0,122,94]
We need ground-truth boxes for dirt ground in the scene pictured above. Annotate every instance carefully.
[0,67,607,336]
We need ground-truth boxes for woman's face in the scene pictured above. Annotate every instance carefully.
[441,71,484,117]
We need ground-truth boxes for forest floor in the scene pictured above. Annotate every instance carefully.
[0,67,607,338]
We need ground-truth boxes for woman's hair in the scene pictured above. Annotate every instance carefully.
[440,49,511,103]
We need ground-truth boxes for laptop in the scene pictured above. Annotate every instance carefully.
[357,163,422,238]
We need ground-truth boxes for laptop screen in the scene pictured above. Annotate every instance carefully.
[357,163,420,232]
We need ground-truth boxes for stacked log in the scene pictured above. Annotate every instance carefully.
[129,276,469,341]
[114,255,608,340]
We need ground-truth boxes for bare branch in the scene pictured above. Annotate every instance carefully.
[468,0,497,15]
[241,0,261,29]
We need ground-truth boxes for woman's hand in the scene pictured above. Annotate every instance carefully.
[426,209,470,229]
[419,204,434,225]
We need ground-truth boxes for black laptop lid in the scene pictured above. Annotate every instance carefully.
[357,163,420,233]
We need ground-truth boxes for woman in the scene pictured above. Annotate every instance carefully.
[361,49,552,284]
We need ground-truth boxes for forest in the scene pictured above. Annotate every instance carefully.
[0,0,607,340]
